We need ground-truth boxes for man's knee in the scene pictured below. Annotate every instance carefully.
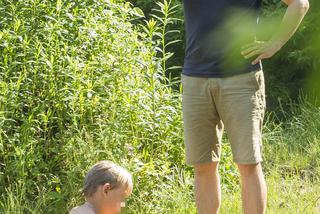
[237,162,262,176]
[194,162,219,176]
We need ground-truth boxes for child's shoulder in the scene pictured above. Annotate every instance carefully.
[69,202,95,214]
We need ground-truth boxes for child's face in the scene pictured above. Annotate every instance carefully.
[98,184,128,214]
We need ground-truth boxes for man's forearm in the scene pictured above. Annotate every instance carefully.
[241,0,310,64]
[271,0,310,47]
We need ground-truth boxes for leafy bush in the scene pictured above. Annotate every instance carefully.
[0,0,185,212]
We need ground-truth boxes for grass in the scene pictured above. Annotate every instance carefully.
[220,172,320,214]
[0,0,319,213]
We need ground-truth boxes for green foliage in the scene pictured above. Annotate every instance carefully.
[149,0,183,76]
[129,0,185,79]
[263,97,320,177]
[0,0,185,212]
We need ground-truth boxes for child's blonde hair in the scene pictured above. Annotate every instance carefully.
[82,160,133,197]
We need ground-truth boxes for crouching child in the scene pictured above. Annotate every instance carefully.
[70,160,133,214]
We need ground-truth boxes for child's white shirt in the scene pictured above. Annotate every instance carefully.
[69,202,95,214]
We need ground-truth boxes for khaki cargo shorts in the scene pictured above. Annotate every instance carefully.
[181,70,266,165]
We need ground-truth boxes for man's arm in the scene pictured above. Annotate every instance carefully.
[241,0,310,65]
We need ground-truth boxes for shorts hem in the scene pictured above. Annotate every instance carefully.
[186,158,220,166]
[233,158,263,165]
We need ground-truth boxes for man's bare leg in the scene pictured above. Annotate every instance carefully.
[238,163,267,214]
[194,162,221,214]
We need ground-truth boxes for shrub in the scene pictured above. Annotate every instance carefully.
[0,0,184,212]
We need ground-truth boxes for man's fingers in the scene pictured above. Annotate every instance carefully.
[241,42,257,50]
[241,41,264,50]
[243,49,261,59]
[252,54,265,65]
[241,45,260,55]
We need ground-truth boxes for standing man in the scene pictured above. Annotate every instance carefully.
[181,0,309,213]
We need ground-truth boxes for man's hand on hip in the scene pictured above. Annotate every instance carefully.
[241,0,309,65]
[241,41,284,65]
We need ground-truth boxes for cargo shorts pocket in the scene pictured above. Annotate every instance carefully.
[252,70,266,112]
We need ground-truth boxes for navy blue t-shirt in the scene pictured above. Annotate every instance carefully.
[182,0,262,77]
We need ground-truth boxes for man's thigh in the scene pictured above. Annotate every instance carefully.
[217,70,266,164]
[181,74,224,166]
